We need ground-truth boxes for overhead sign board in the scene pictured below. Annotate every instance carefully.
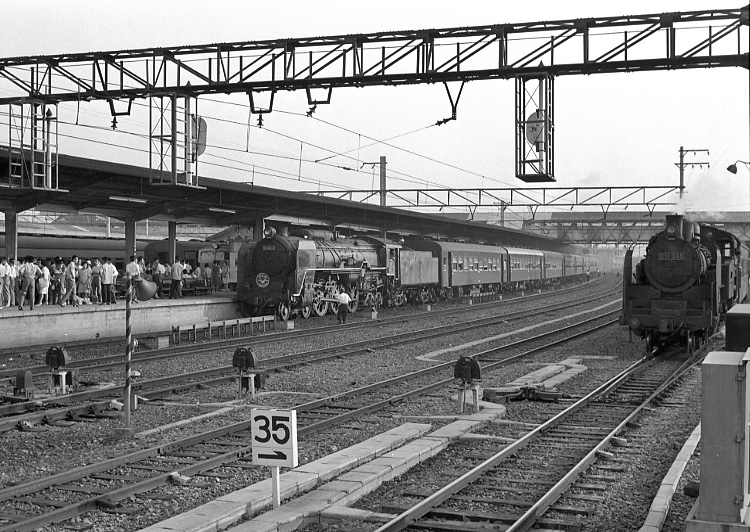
[251,408,298,468]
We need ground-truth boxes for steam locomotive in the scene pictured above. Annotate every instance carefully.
[236,226,598,320]
[621,214,749,353]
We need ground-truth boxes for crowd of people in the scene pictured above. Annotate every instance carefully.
[0,254,232,311]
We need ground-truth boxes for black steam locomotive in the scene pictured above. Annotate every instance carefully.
[236,226,598,320]
[621,214,749,353]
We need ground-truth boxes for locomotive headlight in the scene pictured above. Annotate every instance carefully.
[263,227,277,239]
[628,318,641,331]
[665,224,678,239]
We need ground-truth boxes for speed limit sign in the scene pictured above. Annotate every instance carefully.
[251,408,298,468]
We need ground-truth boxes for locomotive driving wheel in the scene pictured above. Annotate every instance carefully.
[347,287,359,313]
[645,332,654,354]
[686,332,696,355]
[277,301,291,321]
[394,292,407,307]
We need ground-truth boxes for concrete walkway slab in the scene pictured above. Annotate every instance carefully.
[137,423,431,532]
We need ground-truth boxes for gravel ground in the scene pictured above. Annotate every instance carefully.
[4,276,696,532]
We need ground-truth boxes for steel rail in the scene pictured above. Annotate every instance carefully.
[0,291,620,431]
[0,310,620,532]
[372,352,697,532]
[0,278,607,367]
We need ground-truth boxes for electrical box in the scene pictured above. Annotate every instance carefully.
[687,350,750,531]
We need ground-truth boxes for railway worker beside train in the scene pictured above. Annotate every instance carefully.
[0,257,9,308]
[337,288,352,324]
[101,256,118,305]
[18,256,42,311]
[170,257,184,299]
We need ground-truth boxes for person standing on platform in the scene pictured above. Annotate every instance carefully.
[337,288,352,324]
[101,257,117,305]
[0,257,8,308]
[78,261,92,303]
[61,256,80,307]
[90,259,102,303]
[7,258,18,308]
[211,261,221,292]
[18,256,42,311]
[194,264,202,285]
[151,258,164,298]
[37,260,51,306]
[220,261,229,291]
[202,263,212,290]
[125,256,140,303]
[170,257,184,299]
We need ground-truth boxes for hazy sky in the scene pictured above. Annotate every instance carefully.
[1,0,748,218]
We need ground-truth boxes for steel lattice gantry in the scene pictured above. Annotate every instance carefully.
[306,185,682,218]
[0,6,747,106]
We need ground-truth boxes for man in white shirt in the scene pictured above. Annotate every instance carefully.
[0,257,7,308]
[170,258,184,299]
[60,256,80,307]
[125,256,140,303]
[337,288,352,324]
[101,257,118,305]
[7,258,18,307]
[18,256,42,311]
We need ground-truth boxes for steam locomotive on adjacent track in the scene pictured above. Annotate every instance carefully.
[237,226,598,320]
[621,214,749,353]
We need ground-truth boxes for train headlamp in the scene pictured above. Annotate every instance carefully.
[263,227,277,239]
[665,224,678,239]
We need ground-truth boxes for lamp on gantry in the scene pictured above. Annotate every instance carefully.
[726,160,750,174]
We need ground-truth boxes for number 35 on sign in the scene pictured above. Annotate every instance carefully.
[251,408,298,468]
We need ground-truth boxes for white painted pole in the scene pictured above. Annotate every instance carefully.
[272,466,280,508]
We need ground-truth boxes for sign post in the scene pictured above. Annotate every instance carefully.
[251,408,298,509]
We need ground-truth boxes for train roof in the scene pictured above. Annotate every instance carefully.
[503,247,544,256]
[407,240,507,253]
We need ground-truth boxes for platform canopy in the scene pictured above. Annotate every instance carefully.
[0,149,572,251]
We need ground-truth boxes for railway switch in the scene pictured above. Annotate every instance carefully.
[454,357,482,414]
[46,346,72,395]
[14,370,34,399]
[233,348,263,398]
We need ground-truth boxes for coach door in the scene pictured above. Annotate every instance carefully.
[447,252,453,286]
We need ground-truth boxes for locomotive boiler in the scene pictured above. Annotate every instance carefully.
[621,213,748,353]
[236,227,399,319]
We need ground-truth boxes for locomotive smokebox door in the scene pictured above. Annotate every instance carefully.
[454,357,481,384]
[45,346,69,369]
[232,347,255,371]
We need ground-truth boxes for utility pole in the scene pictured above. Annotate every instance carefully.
[675,146,709,200]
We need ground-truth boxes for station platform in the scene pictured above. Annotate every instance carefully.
[0,291,241,351]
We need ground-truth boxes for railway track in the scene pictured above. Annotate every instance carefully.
[0,303,621,531]
[368,354,698,532]
[0,288,620,431]
[0,278,611,374]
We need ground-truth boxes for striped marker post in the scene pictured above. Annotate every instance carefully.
[124,275,132,428]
